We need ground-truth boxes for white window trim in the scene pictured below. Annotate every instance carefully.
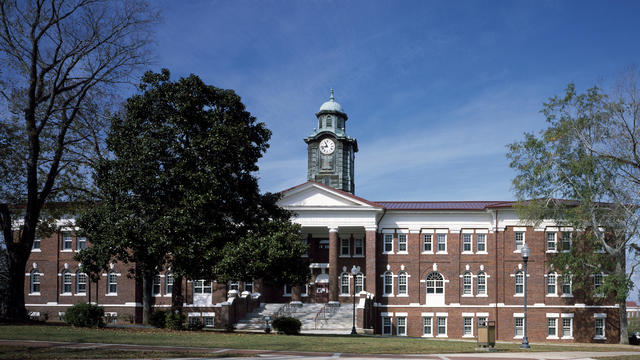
[436,233,447,254]
[594,313,607,340]
[462,316,474,338]
[422,233,434,254]
[561,313,574,339]
[513,314,524,339]
[339,272,350,296]
[396,315,407,336]
[382,271,394,297]
[422,316,434,338]
[381,315,393,336]
[513,231,525,253]
[435,314,448,338]
[545,272,558,297]
[461,233,473,254]
[339,238,351,258]
[382,233,394,254]
[397,232,409,254]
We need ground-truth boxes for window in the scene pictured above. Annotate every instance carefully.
[477,234,486,252]
[562,317,573,338]
[463,317,473,337]
[547,272,557,295]
[30,270,41,293]
[397,316,407,336]
[62,270,72,294]
[107,271,118,294]
[340,272,350,295]
[423,233,432,252]
[426,272,444,294]
[354,239,363,256]
[477,317,487,327]
[62,232,73,250]
[462,271,472,295]
[354,273,364,293]
[462,234,472,252]
[422,316,432,336]
[477,272,487,295]
[382,316,392,335]
[319,239,329,249]
[562,274,572,296]
[194,280,212,294]
[546,232,556,252]
[383,234,393,253]
[341,238,350,256]
[595,317,605,338]
[166,273,173,295]
[301,238,308,257]
[76,272,86,294]
[437,234,446,252]
[514,317,524,337]
[437,316,447,336]
[398,234,407,253]
[203,316,214,327]
[561,232,572,251]
[398,271,407,295]
[594,273,603,291]
[189,316,200,326]
[283,284,292,296]
[514,232,524,251]
[301,283,308,296]
[32,237,40,250]
[326,116,332,127]
[77,236,87,250]
[152,275,161,296]
[547,318,557,338]
[515,271,524,295]
[243,280,254,293]
[228,280,239,291]
[383,271,393,295]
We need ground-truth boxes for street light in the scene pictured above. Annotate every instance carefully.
[350,265,360,335]
[520,243,531,349]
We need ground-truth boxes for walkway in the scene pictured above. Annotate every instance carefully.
[1,339,638,360]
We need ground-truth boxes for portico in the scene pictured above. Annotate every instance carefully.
[278,181,384,303]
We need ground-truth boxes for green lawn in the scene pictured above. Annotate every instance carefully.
[0,345,240,360]
[0,325,638,355]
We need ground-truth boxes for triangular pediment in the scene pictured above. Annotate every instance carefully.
[278,182,379,208]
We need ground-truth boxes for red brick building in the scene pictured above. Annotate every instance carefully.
[20,91,620,342]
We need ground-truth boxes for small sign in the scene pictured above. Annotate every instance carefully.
[263,315,271,321]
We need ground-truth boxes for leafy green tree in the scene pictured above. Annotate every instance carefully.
[78,69,308,319]
[508,83,640,344]
[0,0,157,321]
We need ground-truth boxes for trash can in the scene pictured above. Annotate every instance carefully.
[477,320,496,348]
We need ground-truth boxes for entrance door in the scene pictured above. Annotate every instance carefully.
[315,283,329,303]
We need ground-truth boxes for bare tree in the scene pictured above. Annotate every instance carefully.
[0,0,157,321]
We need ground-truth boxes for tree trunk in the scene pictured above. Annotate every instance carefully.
[616,257,629,344]
[171,275,184,313]
[142,271,153,325]
[5,253,28,321]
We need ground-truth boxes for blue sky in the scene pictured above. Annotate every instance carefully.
[153,0,640,201]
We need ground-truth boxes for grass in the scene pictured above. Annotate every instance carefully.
[0,345,242,360]
[0,325,639,355]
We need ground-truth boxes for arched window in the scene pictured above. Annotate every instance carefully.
[355,273,364,293]
[165,272,174,295]
[462,271,472,295]
[477,272,486,295]
[547,272,557,295]
[398,271,408,295]
[107,271,118,294]
[76,272,87,294]
[30,269,41,294]
[383,271,393,295]
[515,271,524,295]
[340,272,350,295]
[152,274,161,296]
[62,270,72,294]
[426,272,444,294]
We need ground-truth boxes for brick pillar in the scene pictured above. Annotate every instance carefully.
[328,227,339,303]
[365,226,377,299]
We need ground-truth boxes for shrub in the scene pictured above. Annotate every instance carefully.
[165,311,185,330]
[149,310,167,328]
[187,317,203,331]
[272,316,301,335]
[64,303,105,328]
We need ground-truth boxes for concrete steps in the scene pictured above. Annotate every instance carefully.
[234,303,355,334]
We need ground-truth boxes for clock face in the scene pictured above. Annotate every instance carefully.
[319,138,335,155]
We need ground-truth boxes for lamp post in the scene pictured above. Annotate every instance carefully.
[520,243,531,349]
[350,265,360,335]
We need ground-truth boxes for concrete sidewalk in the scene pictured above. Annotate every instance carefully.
[1,339,638,360]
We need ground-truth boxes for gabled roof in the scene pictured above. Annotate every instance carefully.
[279,181,384,209]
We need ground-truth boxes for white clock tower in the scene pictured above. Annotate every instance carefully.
[305,90,358,193]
